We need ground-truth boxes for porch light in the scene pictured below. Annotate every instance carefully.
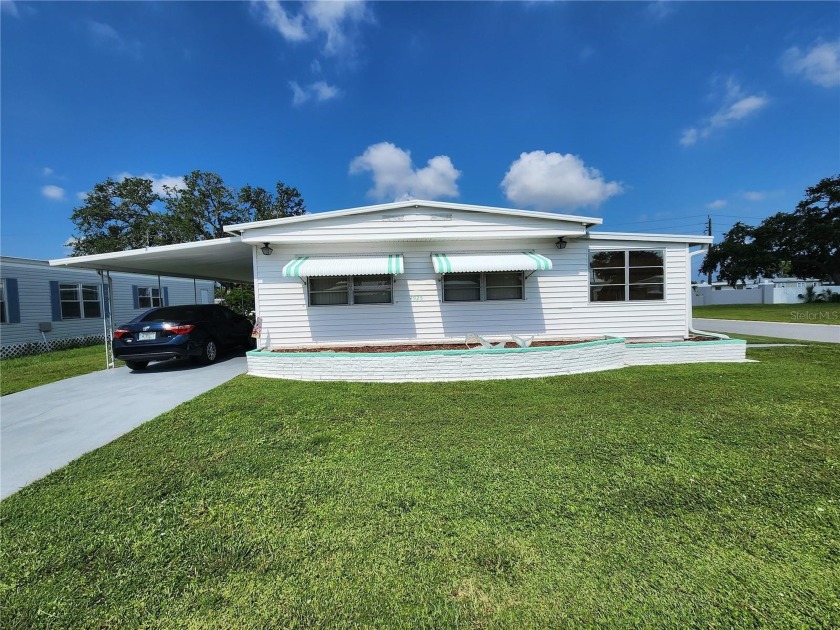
[261,243,273,256]
[555,237,567,249]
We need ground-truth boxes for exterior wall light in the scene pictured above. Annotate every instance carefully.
[261,243,273,256]
[555,237,568,249]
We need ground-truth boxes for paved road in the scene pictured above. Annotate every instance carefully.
[693,318,840,343]
[1,354,247,499]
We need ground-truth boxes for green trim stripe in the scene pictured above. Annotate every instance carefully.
[432,253,451,274]
[523,251,552,270]
[282,256,309,277]
[247,337,625,358]
[387,254,405,275]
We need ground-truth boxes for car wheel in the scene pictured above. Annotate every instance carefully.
[125,360,149,371]
[199,338,219,365]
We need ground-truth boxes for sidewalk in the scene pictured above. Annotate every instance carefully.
[693,318,840,343]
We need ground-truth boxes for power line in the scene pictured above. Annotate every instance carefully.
[609,214,707,227]
[608,222,708,232]
[709,213,770,221]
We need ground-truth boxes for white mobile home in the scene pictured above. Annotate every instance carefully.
[1,256,214,357]
[53,201,746,381]
[223,201,707,347]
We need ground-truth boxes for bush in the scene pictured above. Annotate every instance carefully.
[798,286,840,303]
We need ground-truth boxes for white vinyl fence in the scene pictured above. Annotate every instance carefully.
[692,284,837,306]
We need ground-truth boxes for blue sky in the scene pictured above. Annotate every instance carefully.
[2,1,838,280]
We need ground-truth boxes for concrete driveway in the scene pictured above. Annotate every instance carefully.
[693,318,840,343]
[1,354,247,499]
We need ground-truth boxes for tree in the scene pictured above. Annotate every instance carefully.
[701,175,840,285]
[699,222,762,287]
[239,182,306,222]
[70,171,307,255]
[70,177,173,255]
[164,171,245,241]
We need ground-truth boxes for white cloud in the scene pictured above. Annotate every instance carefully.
[42,185,66,201]
[680,128,699,147]
[782,40,840,88]
[647,1,674,20]
[86,20,141,57]
[706,199,727,209]
[742,191,766,201]
[251,0,371,57]
[500,151,624,211]
[680,78,769,146]
[116,172,185,196]
[42,166,54,176]
[289,81,309,106]
[76,191,87,201]
[289,80,341,106]
[1,1,20,18]
[349,142,461,201]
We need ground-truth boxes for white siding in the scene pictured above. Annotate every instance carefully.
[0,257,214,348]
[253,238,691,348]
[243,207,589,244]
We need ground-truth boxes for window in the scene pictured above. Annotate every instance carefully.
[0,279,6,324]
[137,287,162,309]
[443,272,524,302]
[59,283,102,319]
[308,275,393,306]
[589,249,664,302]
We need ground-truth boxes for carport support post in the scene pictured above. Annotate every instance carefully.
[99,270,115,369]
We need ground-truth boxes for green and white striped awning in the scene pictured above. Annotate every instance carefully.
[282,254,405,278]
[431,251,553,274]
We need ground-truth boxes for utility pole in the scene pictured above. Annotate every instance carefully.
[705,215,713,285]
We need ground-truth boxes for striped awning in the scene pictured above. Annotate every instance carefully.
[431,251,553,274]
[282,254,405,278]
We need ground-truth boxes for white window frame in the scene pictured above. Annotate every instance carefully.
[137,286,163,309]
[588,248,666,303]
[441,271,525,303]
[307,275,395,307]
[59,283,102,319]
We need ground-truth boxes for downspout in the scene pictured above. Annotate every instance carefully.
[688,247,729,340]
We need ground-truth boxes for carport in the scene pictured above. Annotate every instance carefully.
[50,236,256,367]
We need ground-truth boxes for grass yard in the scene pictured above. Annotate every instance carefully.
[694,303,840,325]
[0,344,116,396]
[2,345,838,628]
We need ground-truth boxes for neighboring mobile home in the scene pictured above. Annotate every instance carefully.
[0,256,214,357]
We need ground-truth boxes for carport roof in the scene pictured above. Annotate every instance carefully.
[49,237,254,284]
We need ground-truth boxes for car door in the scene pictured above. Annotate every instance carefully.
[209,306,236,345]
[219,306,251,343]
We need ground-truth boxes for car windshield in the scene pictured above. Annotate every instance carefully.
[135,306,203,322]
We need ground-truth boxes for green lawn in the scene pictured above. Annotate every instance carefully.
[0,344,116,396]
[2,345,838,628]
[694,303,840,324]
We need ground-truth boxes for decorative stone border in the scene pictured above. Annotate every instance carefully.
[625,339,748,366]
[246,337,748,383]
